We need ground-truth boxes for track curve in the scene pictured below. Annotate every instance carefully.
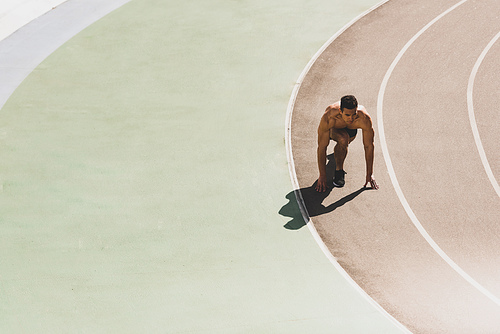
[288,0,500,332]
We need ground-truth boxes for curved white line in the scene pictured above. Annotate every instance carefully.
[377,0,500,306]
[0,0,132,111]
[467,31,500,199]
[286,1,411,332]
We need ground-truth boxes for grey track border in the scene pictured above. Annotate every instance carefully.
[0,0,132,111]
[284,0,411,332]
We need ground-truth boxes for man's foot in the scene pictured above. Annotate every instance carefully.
[333,169,346,187]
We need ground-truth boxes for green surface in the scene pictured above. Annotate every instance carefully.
[0,0,404,332]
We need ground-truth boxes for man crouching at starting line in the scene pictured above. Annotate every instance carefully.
[315,95,379,192]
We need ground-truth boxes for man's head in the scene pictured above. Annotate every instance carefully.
[340,95,358,124]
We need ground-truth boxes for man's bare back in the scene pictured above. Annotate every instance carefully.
[316,96,379,192]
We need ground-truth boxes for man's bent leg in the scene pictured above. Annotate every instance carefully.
[330,128,350,171]
[330,128,352,187]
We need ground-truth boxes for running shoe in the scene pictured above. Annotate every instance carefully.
[332,170,346,187]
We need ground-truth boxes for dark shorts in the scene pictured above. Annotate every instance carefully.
[345,128,358,138]
[331,127,358,139]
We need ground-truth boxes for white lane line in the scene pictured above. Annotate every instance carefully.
[286,1,411,332]
[467,30,500,199]
[0,0,132,112]
[377,0,500,306]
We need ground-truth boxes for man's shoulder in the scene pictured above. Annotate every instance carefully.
[319,104,338,132]
[356,106,374,130]
[324,102,341,117]
[357,106,371,120]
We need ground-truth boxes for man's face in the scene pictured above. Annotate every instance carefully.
[341,108,357,124]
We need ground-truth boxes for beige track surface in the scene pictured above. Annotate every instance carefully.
[290,0,500,332]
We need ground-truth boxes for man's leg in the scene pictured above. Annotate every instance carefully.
[330,128,356,187]
[330,128,350,170]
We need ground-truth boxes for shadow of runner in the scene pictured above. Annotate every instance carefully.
[280,153,373,230]
[303,185,370,217]
[279,191,306,230]
[280,186,371,230]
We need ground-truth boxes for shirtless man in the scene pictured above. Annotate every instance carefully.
[315,95,379,192]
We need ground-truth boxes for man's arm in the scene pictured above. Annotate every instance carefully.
[316,115,331,192]
[361,116,379,189]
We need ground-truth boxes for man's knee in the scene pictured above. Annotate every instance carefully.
[334,134,350,147]
[330,129,350,144]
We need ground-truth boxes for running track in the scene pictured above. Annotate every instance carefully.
[2,0,500,333]
[289,0,500,332]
